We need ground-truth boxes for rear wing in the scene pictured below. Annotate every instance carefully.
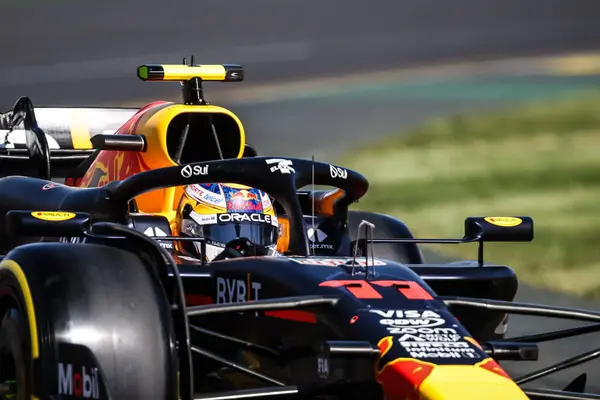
[0,97,138,178]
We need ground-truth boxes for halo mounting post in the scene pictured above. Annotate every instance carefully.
[181,55,205,105]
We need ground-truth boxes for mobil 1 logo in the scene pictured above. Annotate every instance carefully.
[399,339,481,360]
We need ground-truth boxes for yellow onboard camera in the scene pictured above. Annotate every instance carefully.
[136,58,244,106]
[137,64,244,83]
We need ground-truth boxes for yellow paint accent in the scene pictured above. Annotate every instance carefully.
[545,53,600,76]
[0,260,39,359]
[134,104,246,221]
[30,211,76,221]
[484,216,522,227]
[145,64,230,81]
[419,365,528,400]
[69,109,93,149]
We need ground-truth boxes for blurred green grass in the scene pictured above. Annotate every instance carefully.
[339,89,600,299]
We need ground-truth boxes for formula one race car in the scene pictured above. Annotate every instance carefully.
[0,60,599,400]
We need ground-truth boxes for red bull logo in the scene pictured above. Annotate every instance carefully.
[226,189,262,212]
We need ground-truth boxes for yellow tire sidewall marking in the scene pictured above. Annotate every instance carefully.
[0,259,39,359]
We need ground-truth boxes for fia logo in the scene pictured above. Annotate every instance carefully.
[265,158,295,174]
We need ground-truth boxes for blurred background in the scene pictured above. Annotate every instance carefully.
[3,0,600,392]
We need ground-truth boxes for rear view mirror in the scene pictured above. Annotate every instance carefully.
[464,216,533,242]
[6,210,91,237]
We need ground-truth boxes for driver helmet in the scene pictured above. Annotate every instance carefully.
[175,183,280,261]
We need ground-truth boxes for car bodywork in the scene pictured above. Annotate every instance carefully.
[0,61,598,400]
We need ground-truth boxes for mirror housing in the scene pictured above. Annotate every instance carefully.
[464,216,534,242]
[6,210,91,237]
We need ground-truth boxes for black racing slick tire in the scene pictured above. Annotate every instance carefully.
[348,210,424,264]
[0,242,178,400]
[0,309,30,400]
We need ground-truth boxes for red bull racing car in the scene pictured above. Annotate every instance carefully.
[0,60,599,399]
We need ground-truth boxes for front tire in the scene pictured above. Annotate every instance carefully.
[0,309,30,400]
[0,242,178,399]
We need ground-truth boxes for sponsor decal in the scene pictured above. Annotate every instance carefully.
[181,164,209,178]
[216,276,262,304]
[371,310,446,329]
[142,226,173,249]
[225,189,263,212]
[484,216,522,227]
[42,182,59,190]
[186,185,225,207]
[329,165,348,179]
[190,212,218,225]
[58,362,100,399]
[218,212,277,226]
[307,227,334,250]
[399,340,481,359]
[292,257,387,267]
[265,158,295,174]
[386,327,462,341]
[260,191,273,210]
[317,344,330,379]
[143,226,168,237]
[31,211,76,221]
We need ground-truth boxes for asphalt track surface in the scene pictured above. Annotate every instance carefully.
[3,0,600,393]
[2,0,600,104]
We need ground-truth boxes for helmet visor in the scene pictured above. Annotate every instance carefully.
[183,211,279,248]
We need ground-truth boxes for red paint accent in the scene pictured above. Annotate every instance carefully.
[375,343,435,400]
[384,360,434,400]
[320,280,382,299]
[371,280,434,300]
[80,101,166,187]
[73,372,83,396]
[185,294,212,306]
[265,310,317,324]
[320,279,433,300]
[477,358,511,379]
[65,177,83,187]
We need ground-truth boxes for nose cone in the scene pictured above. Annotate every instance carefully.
[375,337,529,400]
[418,361,529,400]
